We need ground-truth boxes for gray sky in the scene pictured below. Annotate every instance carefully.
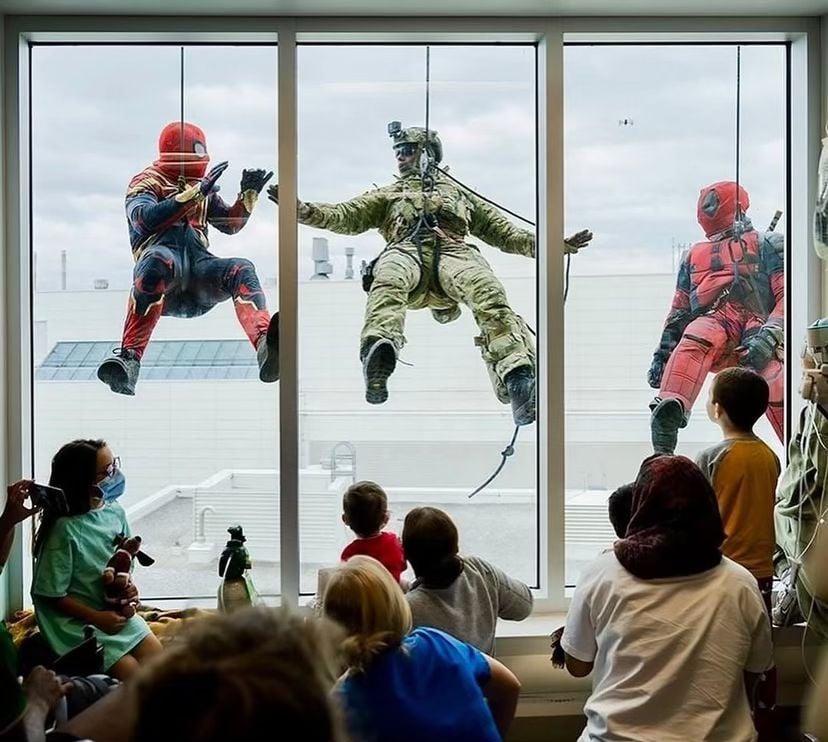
[31,43,785,291]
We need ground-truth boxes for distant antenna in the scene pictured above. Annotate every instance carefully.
[344,247,355,280]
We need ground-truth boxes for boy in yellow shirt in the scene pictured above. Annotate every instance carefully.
[697,366,780,741]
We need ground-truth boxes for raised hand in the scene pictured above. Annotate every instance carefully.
[564,229,593,255]
[2,480,38,525]
[240,169,274,194]
[199,160,229,197]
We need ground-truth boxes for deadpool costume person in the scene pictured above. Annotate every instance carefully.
[647,181,784,454]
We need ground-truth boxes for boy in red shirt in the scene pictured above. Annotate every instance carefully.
[341,481,407,584]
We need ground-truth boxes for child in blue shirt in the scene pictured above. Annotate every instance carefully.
[322,554,520,742]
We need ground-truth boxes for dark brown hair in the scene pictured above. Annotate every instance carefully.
[402,507,464,589]
[712,366,769,432]
[343,481,388,538]
[131,607,346,742]
[34,439,107,557]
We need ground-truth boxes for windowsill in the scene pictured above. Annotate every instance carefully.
[497,612,568,637]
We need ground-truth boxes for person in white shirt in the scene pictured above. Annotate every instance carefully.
[560,454,774,742]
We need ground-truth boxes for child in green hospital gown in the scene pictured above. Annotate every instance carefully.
[31,439,162,679]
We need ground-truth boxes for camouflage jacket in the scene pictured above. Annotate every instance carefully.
[298,171,535,257]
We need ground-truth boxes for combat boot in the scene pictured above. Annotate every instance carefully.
[361,337,397,405]
[97,349,141,396]
[505,365,536,426]
[649,396,688,454]
[257,312,280,383]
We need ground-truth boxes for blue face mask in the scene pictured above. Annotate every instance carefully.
[97,468,126,503]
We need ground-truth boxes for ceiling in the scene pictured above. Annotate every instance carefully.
[1,0,827,16]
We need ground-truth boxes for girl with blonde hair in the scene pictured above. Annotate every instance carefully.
[323,555,520,742]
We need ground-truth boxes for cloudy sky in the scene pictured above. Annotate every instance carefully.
[31,42,785,292]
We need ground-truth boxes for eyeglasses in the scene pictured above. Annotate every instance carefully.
[394,143,418,157]
[97,456,121,478]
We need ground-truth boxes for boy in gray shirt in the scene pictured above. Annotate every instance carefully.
[402,507,532,654]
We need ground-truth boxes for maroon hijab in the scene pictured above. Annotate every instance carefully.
[613,455,725,580]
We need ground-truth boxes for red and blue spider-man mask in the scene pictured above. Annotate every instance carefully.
[155,121,210,180]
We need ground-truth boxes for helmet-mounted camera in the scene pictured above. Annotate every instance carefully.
[387,121,403,140]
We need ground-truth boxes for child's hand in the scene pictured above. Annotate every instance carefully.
[549,627,566,668]
[94,609,128,635]
[23,666,71,714]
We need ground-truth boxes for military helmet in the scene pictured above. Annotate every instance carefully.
[388,122,443,164]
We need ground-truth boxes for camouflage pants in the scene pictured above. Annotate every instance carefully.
[361,240,534,402]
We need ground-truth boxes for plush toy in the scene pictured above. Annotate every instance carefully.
[102,534,154,618]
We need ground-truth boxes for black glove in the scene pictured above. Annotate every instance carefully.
[200,161,229,197]
[267,183,279,204]
[741,325,781,372]
[647,351,668,389]
[240,168,274,194]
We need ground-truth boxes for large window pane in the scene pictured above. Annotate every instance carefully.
[564,44,787,584]
[32,45,279,601]
[297,45,538,593]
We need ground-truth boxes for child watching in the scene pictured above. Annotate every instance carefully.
[402,507,532,654]
[130,607,347,742]
[697,367,780,741]
[31,439,163,681]
[697,368,780,602]
[323,555,520,742]
[340,481,406,584]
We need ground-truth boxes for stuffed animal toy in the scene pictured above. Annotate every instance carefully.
[102,534,154,618]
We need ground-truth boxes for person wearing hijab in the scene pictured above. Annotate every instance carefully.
[559,455,773,742]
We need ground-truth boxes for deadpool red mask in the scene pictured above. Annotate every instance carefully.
[696,180,750,238]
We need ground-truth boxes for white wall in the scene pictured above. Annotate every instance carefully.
[32,268,783,508]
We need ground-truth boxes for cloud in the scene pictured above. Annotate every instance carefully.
[30,42,787,292]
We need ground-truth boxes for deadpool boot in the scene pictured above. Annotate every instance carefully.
[649,396,688,454]
[361,337,397,404]
[504,365,536,426]
[97,349,141,396]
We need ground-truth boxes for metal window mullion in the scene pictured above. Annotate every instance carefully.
[788,32,821,438]
[277,24,300,607]
[537,23,567,612]
[2,28,33,614]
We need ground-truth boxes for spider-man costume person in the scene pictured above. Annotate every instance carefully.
[97,122,279,395]
[647,181,784,454]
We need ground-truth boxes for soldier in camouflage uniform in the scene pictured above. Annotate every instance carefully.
[267,124,591,425]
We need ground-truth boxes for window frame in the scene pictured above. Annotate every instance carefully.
[1,14,820,617]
